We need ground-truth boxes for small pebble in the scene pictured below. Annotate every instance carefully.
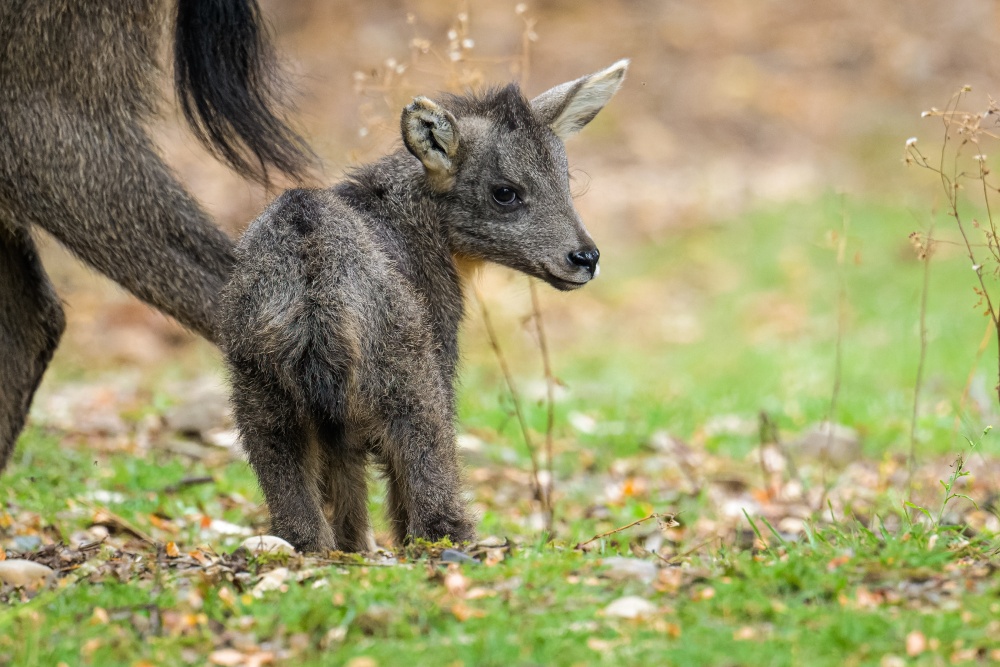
[240,535,296,555]
[440,549,478,565]
[0,559,55,588]
[603,595,657,619]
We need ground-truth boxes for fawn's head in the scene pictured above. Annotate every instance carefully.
[401,60,628,290]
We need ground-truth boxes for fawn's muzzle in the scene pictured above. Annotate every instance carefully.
[568,248,600,276]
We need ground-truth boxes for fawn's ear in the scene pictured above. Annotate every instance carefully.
[531,59,629,140]
[402,97,460,191]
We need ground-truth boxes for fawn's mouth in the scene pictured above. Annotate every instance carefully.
[542,269,589,291]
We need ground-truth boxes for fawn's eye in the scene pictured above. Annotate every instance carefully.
[491,186,520,207]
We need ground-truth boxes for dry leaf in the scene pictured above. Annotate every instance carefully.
[344,658,378,667]
[906,630,927,657]
[691,586,715,601]
[443,568,469,597]
[451,601,486,621]
[209,649,246,667]
[465,587,497,600]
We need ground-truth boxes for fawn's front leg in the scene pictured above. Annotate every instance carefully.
[378,393,475,546]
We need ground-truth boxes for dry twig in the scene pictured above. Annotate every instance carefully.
[575,513,676,550]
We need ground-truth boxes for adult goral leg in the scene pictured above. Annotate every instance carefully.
[4,115,234,342]
[0,224,66,472]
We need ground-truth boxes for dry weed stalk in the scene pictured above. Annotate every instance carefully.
[528,279,557,532]
[472,284,546,512]
[908,227,933,490]
[905,87,1000,404]
[819,202,851,507]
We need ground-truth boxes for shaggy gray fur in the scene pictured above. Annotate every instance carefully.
[220,61,628,552]
[0,1,306,473]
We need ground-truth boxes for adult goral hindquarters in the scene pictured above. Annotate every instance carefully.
[221,60,629,553]
[0,0,311,475]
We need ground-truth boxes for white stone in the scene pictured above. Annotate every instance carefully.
[602,557,658,584]
[0,559,54,588]
[603,595,657,619]
[240,535,296,555]
[252,567,290,597]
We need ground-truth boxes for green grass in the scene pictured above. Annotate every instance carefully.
[3,194,1000,665]
[460,194,994,462]
[3,475,998,667]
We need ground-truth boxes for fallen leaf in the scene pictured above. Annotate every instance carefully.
[691,586,715,601]
[451,601,486,621]
[148,515,180,534]
[444,568,469,597]
[655,567,684,593]
[465,587,497,600]
[587,637,626,652]
[826,555,850,571]
[906,630,927,656]
[344,658,378,667]
[209,649,246,667]
[164,541,181,558]
[81,638,102,657]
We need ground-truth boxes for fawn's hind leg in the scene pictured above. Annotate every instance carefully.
[0,224,66,473]
[317,421,373,553]
[229,365,335,552]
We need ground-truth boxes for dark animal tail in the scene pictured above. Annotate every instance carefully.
[174,0,314,185]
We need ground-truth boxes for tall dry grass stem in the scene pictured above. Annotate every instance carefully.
[909,228,933,491]
[906,88,1000,404]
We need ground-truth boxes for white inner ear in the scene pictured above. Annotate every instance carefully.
[548,59,629,139]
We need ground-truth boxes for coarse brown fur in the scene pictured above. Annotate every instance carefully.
[0,0,311,473]
[220,61,628,552]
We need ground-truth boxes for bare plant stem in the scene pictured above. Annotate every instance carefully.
[472,285,544,510]
[528,279,556,532]
[816,203,849,511]
[908,91,1000,408]
[575,513,673,549]
[909,228,932,492]
[955,321,993,436]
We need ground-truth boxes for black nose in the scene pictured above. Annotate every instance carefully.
[568,248,600,275]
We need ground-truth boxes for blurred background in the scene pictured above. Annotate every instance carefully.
[41,0,1000,361]
[28,0,1000,539]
